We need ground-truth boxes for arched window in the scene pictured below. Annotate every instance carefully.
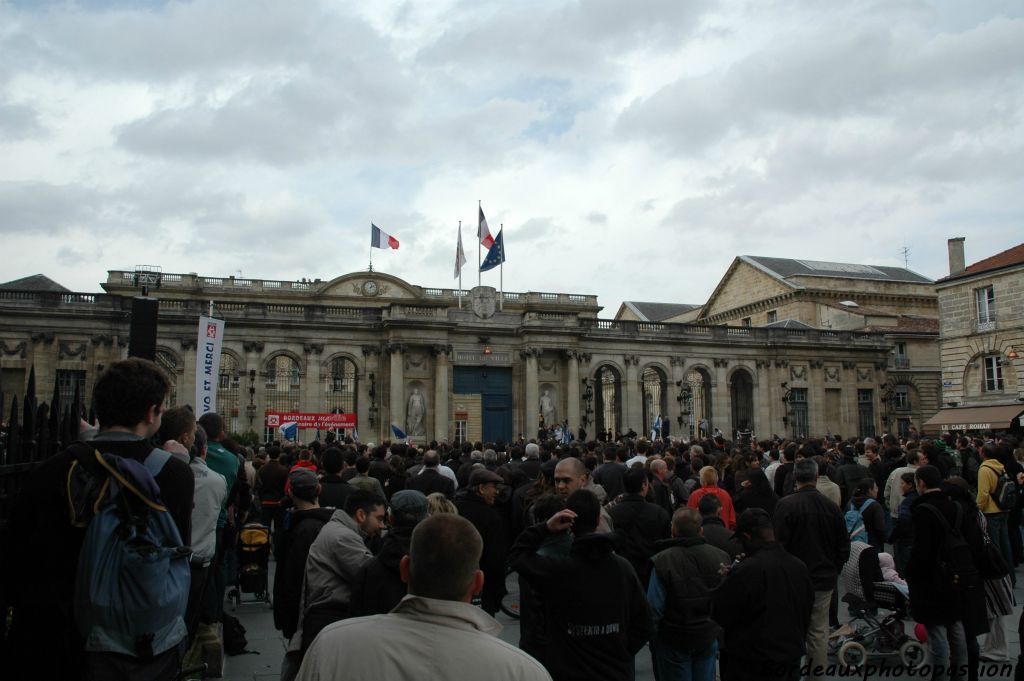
[686,368,712,438]
[155,349,179,407]
[324,357,358,437]
[641,366,667,437]
[265,355,301,440]
[594,365,621,437]
[730,369,754,436]
[219,353,240,433]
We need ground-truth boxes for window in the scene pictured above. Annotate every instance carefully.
[857,389,875,438]
[788,388,808,439]
[984,355,1004,392]
[455,419,467,445]
[56,370,86,409]
[741,317,752,327]
[976,285,996,329]
[893,386,910,411]
[766,310,777,324]
[892,342,910,369]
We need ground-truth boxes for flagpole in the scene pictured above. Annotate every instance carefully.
[368,223,374,272]
[458,220,463,309]
[499,223,504,311]
[477,200,482,288]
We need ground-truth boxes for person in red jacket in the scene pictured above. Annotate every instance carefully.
[687,466,736,529]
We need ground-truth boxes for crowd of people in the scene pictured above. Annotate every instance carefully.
[2,356,1024,681]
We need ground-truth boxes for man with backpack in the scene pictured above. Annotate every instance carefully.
[977,444,1016,586]
[2,358,194,681]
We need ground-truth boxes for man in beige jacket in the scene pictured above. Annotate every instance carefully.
[296,514,551,681]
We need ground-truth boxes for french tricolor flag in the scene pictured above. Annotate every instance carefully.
[478,205,495,249]
[371,223,400,250]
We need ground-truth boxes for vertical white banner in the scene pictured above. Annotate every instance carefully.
[195,315,225,415]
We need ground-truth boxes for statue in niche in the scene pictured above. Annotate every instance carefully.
[540,388,557,426]
[406,387,427,437]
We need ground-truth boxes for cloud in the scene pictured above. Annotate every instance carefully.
[617,16,1024,156]
[0,102,44,139]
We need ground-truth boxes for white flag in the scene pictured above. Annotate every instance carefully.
[454,224,467,278]
[195,315,225,415]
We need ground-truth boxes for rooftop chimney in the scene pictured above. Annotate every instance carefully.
[948,237,965,275]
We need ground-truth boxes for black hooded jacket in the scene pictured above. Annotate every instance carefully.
[510,523,653,681]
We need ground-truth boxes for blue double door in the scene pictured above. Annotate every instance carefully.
[453,366,513,444]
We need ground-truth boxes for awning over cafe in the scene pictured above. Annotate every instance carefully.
[922,404,1024,433]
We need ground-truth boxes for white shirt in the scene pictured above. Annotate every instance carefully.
[190,457,227,563]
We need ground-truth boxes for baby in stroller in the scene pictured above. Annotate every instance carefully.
[830,541,927,670]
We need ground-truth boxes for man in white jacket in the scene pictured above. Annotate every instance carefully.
[297,514,551,681]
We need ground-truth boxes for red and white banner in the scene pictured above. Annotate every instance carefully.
[265,412,356,429]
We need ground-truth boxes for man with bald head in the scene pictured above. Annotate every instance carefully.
[406,450,455,498]
[297,514,551,681]
[554,457,614,532]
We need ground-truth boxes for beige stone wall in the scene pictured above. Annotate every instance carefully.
[704,262,791,318]
[937,265,1024,406]
[451,394,482,443]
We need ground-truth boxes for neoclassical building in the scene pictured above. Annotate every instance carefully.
[0,269,895,444]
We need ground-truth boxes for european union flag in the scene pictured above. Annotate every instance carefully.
[391,424,407,440]
[480,229,505,272]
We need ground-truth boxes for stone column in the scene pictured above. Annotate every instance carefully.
[623,354,640,434]
[242,341,265,435]
[565,351,580,431]
[178,338,197,411]
[387,343,406,434]
[301,342,324,416]
[670,357,685,433]
[712,359,732,437]
[361,345,382,442]
[808,360,825,438]
[754,359,771,439]
[432,344,452,442]
[522,347,540,437]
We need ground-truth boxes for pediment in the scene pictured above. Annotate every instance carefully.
[315,272,422,301]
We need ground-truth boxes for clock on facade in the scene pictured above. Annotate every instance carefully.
[362,280,379,296]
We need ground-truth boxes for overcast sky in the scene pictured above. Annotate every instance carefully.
[1,0,1022,313]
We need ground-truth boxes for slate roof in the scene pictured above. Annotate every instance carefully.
[937,242,1024,283]
[624,301,701,322]
[0,274,70,292]
[742,256,933,284]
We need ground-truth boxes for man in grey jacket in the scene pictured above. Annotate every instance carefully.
[282,489,386,681]
[297,513,551,681]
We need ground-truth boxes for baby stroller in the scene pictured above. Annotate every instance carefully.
[229,522,273,609]
[830,541,927,670]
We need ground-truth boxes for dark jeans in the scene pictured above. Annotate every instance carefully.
[85,640,184,681]
[986,512,1014,585]
[185,563,210,641]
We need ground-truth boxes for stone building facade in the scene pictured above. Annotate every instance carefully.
[0,269,895,444]
[686,255,942,437]
[929,239,1024,432]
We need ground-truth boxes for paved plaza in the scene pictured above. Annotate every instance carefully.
[222,559,1023,681]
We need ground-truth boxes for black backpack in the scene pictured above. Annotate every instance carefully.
[920,503,980,593]
[993,471,1020,511]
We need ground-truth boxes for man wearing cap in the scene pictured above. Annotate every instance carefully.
[357,490,430,615]
[296,514,551,681]
[273,469,334,642]
[456,467,508,615]
[713,509,813,681]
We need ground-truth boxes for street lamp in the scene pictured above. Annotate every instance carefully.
[245,369,257,424]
